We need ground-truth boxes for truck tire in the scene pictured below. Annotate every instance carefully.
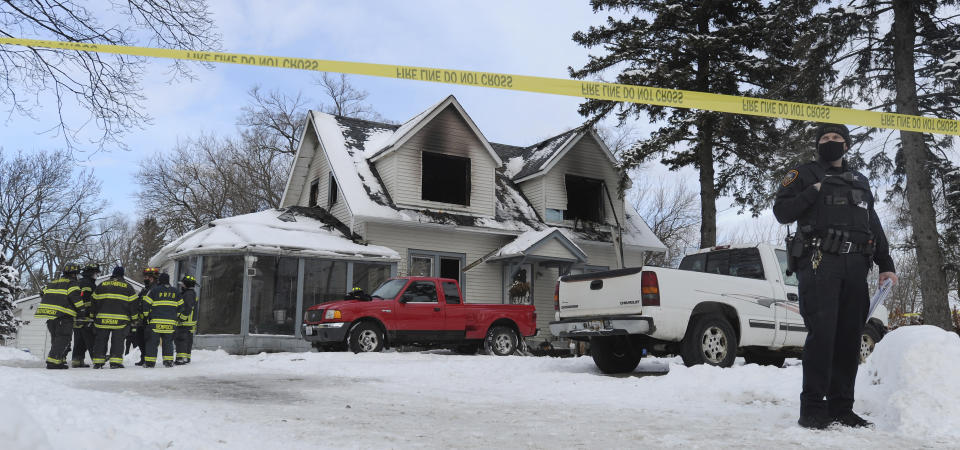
[348,322,384,353]
[743,352,785,368]
[860,322,884,364]
[484,326,518,356]
[590,336,641,374]
[681,314,738,368]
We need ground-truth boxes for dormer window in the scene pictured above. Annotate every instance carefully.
[421,151,470,206]
[308,179,320,207]
[327,172,338,209]
[564,175,604,222]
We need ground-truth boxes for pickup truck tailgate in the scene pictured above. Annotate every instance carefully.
[558,267,645,318]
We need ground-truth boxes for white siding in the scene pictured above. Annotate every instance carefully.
[375,152,397,201]
[282,123,319,208]
[517,178,545,219]
[388,105,497,217]
[542,136,625,226]
[364,222,509,304]
[529,239,576,260]
[294,132,352,227]
[11,298,51,357]
[578,241,619,270]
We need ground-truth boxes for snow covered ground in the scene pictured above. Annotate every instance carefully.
[2,326,958,449]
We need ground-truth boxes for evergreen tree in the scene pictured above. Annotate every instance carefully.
[821,0,960,330]
[0,228,22,342]
[130,217,168,272]
[570,0,829,248]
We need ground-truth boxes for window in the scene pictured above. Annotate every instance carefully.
[545,208,564,223]
[679,253,706,272]
[402,281,438,303]
[249,256,298,335]
[705,251,730,275]
[371,279,407,300]
[442,281,461,304]
[408,251,465,285]
[303,259,348,306]
[421,151,470,205]
[730,248,765,280]
[352,262,392,294]
[327,172,338,209]
[176,256,198,285]
[564,175,604,222]
[308,179,320,207]
[197,255,243,334]
[776,249,799,286]
[504,263,532,305]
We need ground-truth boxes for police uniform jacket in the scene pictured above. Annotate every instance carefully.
[91,277,137,329]
[76,275,98,324]
[143,283,185,333]
[773,159,895,273]
[36,277,82,320]
[178,287,198,328]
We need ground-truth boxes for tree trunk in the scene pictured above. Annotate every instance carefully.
[891,0,953,330]
[695,1,717,249]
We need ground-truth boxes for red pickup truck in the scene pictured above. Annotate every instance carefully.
[301,277,537,355]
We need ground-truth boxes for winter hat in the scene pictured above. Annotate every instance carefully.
[158,273,170,285]
[815,123,850,146]
[112,266,124,278]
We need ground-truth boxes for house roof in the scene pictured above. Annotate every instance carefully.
[148,207,400,266]
[489,227,587,262]
[493,128,618,183]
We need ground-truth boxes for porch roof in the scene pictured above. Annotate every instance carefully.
[486,227,587,264]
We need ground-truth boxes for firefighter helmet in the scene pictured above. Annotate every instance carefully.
[62,262,81,274]
[82,263,101,274]
[180,275,196,288]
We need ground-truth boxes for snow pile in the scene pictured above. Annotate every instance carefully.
[0,346,37,361]
[0,392,52,449]
[858,325,960,438]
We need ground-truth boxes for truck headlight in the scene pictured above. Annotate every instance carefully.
[325,310,342,320]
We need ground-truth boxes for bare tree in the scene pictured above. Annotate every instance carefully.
[86,213,138,271]
[237,86,310,157]
[315,73,384,121]
[628,174,700,267]
[0,1,220,150]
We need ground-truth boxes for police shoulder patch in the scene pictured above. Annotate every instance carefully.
[781,169,799,187]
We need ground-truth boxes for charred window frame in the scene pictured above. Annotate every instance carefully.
[327,172,338,209]
[308,178,320,207]
[564,175,604,222]
[421,151,470,206]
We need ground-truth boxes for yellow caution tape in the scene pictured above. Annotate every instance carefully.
[2,37,958,136]
[901,313,921,317]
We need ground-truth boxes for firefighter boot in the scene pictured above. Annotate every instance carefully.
[71,360,90,368]
[175,356,187,365]
[46,362,69,370]
[163,361,174,368]
[93,363,105,369]
[144,362,155,368]
[110,362,124,369]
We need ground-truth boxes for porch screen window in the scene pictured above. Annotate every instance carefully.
[421,151,470,205]
[303,259,348,305]
[248,256,298,335]
[197,255,243,334]
[564,175,604,222]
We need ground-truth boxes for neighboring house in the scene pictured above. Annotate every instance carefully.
[279,95,665,349]
[8,275,144,357]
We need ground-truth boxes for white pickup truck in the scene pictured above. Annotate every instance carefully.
[549,243,888,373]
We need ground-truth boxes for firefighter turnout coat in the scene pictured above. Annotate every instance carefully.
[36,277,83,320]
[143,284,186,334]
[91,278,138,329]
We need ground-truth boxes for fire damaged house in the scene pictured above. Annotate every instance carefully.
[150,95,665,353]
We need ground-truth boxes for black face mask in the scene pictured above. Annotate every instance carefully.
[817,140,845,162]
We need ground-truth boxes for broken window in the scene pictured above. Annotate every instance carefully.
[327,172,338,209]
[564,175,605,222]
[308,179,319,207]
[421,151,470,205]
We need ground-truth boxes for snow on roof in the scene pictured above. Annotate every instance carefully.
[492,129,582,180]
[623,203,668,251]
[149,208,400,266]
[314,112,544,233]
[492,227,586,261]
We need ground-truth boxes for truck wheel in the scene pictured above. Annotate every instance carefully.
[860,322,884,364]
[590,336,641,374]
[484,326,518,356]
[743,352,785,368]
[348,322,384,353]
[681,314,738,368]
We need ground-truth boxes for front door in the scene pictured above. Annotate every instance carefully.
[395,280,444,342]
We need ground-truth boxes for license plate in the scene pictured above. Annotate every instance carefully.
[584,320,603,331]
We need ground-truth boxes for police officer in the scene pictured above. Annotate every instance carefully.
[91,266,137,369]
[174,274,198,365]
[71,263,100,368]
[130,267,159,366]
[774,123,898,429]
[35,263,83,369]
[142,273,184,367]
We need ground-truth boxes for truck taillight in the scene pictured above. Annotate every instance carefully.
[554,281,560,311]
[641,271,660,307]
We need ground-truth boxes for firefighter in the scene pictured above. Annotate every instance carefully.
[142,273,184,367]
[344,286,371,301]
[70,263,100,368]
[174,274,198,365]
[35,263,83,369]
[91,266,137,369]
[130,267,159,366]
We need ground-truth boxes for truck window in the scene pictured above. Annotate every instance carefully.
[678,253,706,272]
[729,248,765,280]
[775,249,799,286]
[402,281,439,303]
[705,251,730,275]
[442,281,461,304]
[371,279,407,300]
